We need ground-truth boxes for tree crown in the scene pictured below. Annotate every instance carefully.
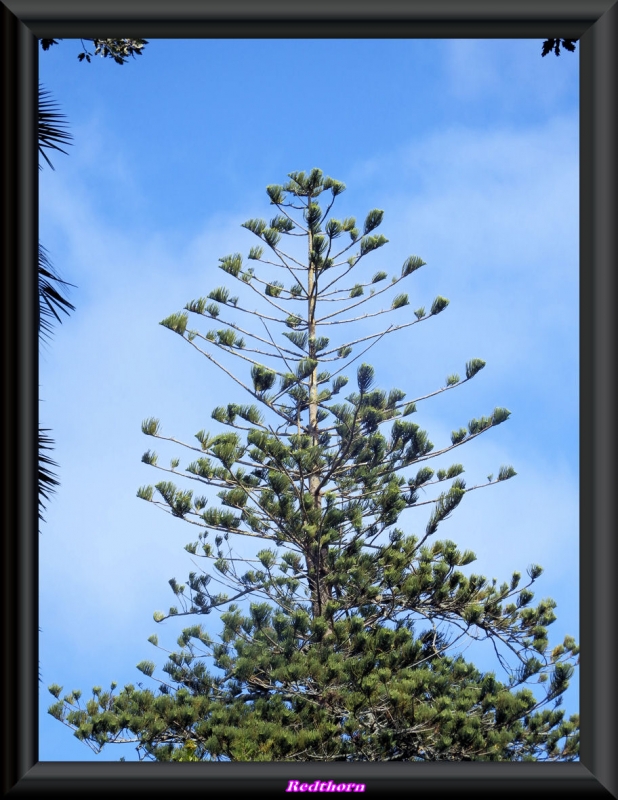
[48,169,579,762]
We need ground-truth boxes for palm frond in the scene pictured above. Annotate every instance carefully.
[38,83,73,170]
[39,426,60,521]
[39,245,76,342]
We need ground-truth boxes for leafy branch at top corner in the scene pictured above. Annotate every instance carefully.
[541,39,577,57]
[40,38,149,65]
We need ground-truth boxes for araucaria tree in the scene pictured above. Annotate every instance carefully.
[49,169,579,762]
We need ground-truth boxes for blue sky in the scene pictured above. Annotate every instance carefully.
[39,38,579,761]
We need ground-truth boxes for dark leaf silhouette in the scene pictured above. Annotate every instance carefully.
[39,244,75,342]
[38,84,73,171]
[541,39,577,57]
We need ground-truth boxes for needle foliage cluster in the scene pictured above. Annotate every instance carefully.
[49,169,578,762]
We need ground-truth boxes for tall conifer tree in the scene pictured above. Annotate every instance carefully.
[49,169,579,761]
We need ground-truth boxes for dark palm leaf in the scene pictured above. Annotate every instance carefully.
[38,86,76,531]
[38,84,75,339]
[38,79,75,686]
[39,83,73,170]
[39,244,76,342]
[38,249,74,524]
[39,427,60,521]
[38,249,74,520]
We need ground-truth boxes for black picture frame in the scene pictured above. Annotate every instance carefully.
[2,1,616,796]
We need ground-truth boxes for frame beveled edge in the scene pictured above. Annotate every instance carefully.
[2,0,616,796]
[2,1,39,796]
[579,0,618,794]
[1,0,615,38]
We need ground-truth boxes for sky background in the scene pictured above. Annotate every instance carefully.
[39,38,579,761]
